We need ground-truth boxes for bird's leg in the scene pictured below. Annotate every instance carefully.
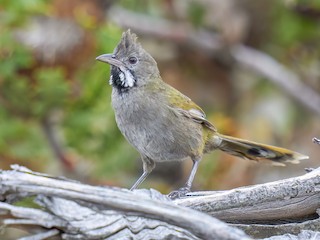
[185,158,200,190]
[130,156,155,190]
[168,157,201,199]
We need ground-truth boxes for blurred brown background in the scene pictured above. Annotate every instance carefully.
[0,0,319,202]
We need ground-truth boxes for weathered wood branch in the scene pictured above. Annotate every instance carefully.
[1,165,320,239]
[0,165,248,240]
[176,167,320,222]
[174,167,320,238]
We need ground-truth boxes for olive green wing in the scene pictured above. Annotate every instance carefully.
[165,83,216,131]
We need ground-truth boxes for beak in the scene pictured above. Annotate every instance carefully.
[96,54,124,68]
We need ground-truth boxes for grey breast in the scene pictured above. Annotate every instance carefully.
[111,88,202,162]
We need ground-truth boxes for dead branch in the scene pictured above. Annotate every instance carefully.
[106,6,320,116]
[0,165,249,240]
[175,167,320,238]
[231,45,320,116]
[41,114,74,171]
[0,165,320,239]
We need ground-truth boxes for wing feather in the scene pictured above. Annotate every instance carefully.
[164,83,216,131]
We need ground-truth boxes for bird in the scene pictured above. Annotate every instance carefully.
[96,30,308,198]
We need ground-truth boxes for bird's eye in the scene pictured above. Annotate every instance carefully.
[128,56,138,64]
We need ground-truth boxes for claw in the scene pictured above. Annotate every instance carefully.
[168,187,191,200]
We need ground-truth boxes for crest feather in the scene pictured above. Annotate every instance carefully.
[117,29,139,51]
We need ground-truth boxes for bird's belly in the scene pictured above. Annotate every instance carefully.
[114,107,202,162]
[120,120,199,162]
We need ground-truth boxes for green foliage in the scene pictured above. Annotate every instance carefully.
[34,68,68,115]
[187,1,206,28]
[1,0,48,26]
[0,44,68,118]
[0,108,50,167]
[273,9,318,46]
[266,1,320,61]
[118,0,159,14]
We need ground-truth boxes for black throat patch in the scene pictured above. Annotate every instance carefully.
[110,66,136,93]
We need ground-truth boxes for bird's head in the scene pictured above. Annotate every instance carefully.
[96,30,159,91]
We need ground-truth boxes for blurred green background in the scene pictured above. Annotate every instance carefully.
[0,0,319,196]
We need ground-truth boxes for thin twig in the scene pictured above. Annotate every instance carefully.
[231,45,320,115]
[41,115,74,171]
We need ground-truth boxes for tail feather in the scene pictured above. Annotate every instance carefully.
[215,134,309,166]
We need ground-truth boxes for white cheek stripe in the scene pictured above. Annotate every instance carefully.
[124,70,135,87]
[119,72,125,82]
[118,66,135,88]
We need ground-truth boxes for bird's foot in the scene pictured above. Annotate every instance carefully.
[168,186,191,200]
